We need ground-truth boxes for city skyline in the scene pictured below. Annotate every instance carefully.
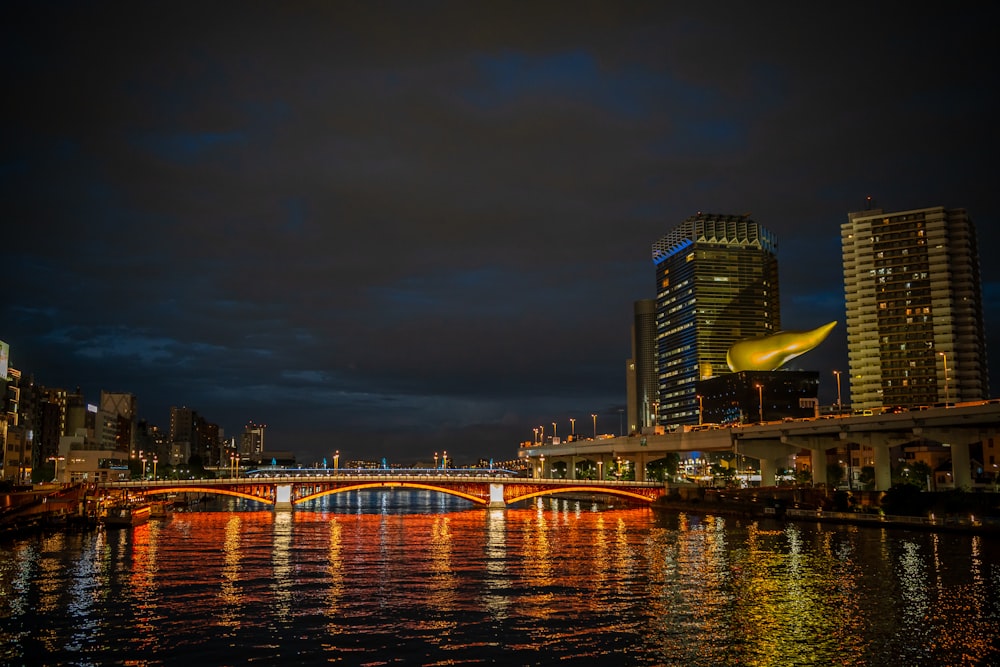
[3,4,999,464]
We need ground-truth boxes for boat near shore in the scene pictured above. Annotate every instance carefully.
[101,502,151,528]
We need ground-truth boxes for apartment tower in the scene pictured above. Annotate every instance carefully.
[653,213,780,426]
[842,205,988,409]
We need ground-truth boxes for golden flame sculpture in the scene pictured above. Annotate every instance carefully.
[726,321,837,372]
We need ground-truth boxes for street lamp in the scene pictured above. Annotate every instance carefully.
[597,460,603,480]
[153,456,158,481]
[756,384,764,423]
[552,422,557,439]
[939,351,950,406]
[539,454,545,479]
[618,408,624,436]
[434,452,439,469]
[591,414,597,439]
[533,427,538,444]
[141,456,148,479]
[833,370,842,415]
[334,450,340,470]
[235,455,240,479]
[443,450,448,468]
[570,418,575,436]
[697,395,704,426]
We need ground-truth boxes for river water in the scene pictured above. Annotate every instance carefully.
[1,491,998,666]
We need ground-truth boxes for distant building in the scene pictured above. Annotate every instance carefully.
[842,205,989,409]
[1,364,31,483]
[100,391,137,455]
[59,429,129,484]
[652,213,781,426]
[241,421,267,458]
[627,299,657,434]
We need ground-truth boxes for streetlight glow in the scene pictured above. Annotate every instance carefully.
[833,370,842,415]
[591,413,597,439]
[756,384,764,423]
[939,351,950,406]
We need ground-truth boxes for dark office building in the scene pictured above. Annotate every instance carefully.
[697,370,819,425]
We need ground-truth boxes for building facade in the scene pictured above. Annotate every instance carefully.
[653,213,781,426]
[842,206,989,409]
[627,299,658,434]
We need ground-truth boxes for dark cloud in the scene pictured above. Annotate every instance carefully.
[3,2,998,464]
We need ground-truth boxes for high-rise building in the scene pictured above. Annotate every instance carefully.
[652,213,781,426]
[241,421,266,458]
[842,205,988,409]
[627,299,657,434]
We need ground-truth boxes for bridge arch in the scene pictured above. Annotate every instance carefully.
[293,482,488,506]
[505,485,656,506]
[143,485,275,506]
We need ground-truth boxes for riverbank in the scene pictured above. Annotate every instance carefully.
[652,484,1000,535]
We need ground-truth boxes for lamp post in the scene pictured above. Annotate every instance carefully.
[334,450,340,470]
[618,408,624,436]
[539,454,545,479]
[756,384,764,423]
[235,455,240,479]
[533,427,538,445]
[443,450,448,469]
[939,351,950,406]
[570,418,575,436]
[141,456,147,479]
[697,395,704,426]
[153,456,158,481]
[833,370,842,415]
[434,452,439,469]
[597,460,603,480]
[591,414,597,439]
[552,422,557,440]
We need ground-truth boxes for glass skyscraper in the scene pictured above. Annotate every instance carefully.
[652,213,780,426]
[841,205,988,409]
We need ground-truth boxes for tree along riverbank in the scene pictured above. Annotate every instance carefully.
[652,483,1000,534]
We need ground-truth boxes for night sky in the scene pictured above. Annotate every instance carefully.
[4,3,998,465]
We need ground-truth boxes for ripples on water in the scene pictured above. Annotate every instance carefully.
[1,491,998,666]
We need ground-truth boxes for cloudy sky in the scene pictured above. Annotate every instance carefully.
[3,3,998,465]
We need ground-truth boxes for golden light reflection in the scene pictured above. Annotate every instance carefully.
[270,510,293,621]
[325,517,344,617]
[482,508,509,620]
[217,513,244,630]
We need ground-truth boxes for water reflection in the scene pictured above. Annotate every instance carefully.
[0,496,998,666]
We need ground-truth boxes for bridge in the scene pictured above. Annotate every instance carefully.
[519,401,1000,491]
[100,472,667,510]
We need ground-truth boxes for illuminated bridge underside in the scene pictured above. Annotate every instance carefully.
[117,477,665,508]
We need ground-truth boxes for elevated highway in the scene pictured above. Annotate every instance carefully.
[519,402,1000,490]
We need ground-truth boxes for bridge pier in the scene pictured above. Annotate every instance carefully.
[489,483,506,509]
[275,484,293,511]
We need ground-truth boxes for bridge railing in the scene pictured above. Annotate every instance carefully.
[99,474,666,489]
